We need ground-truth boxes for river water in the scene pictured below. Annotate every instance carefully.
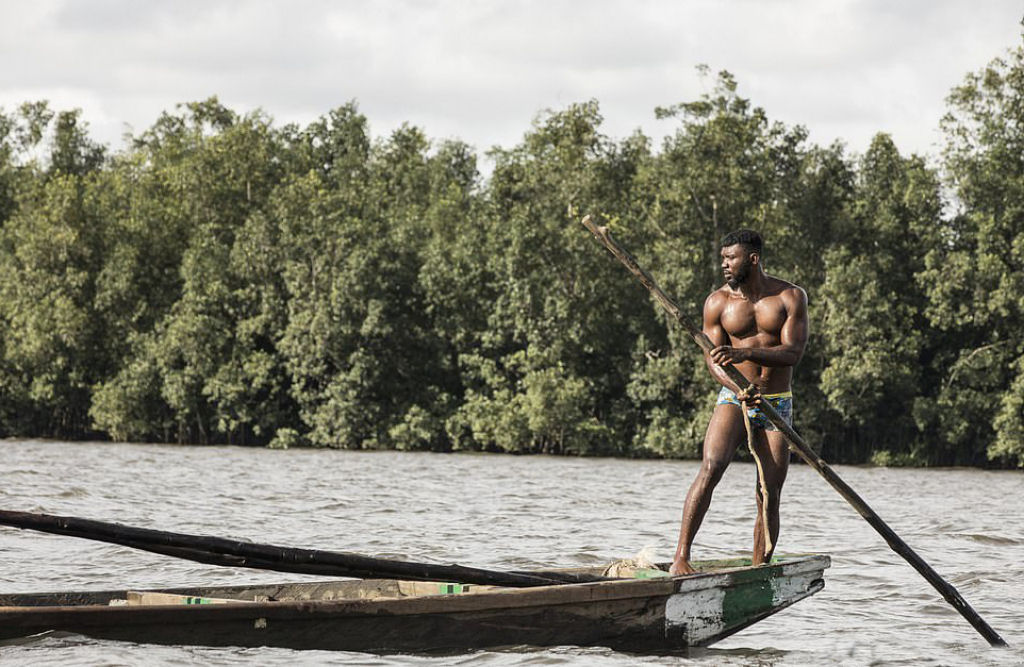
[0,439,1020,666]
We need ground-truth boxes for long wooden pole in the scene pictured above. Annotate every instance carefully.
[580,215,1007,647]
[0,509,607,587]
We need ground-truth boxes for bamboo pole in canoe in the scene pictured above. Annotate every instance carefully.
[0,509,608,587]
[580,214,1007,648]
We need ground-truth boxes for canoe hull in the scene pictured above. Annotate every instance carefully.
[0,555,829,653]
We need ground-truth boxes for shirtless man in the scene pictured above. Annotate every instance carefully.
[669,229,808,576]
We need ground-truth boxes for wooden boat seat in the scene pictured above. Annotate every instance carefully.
[116,591,257,606]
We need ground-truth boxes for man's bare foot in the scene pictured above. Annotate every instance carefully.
[669,558,696,576]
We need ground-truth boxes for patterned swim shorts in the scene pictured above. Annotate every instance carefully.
[716,387,793,431]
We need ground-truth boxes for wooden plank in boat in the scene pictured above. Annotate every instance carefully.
[122,591,254,606]
[396,581,503,597]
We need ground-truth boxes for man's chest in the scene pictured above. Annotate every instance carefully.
[720,298,787,339]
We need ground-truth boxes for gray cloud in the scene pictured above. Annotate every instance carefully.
[0,0,1020,160]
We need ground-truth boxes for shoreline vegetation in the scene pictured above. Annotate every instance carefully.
[1,47,1023,469]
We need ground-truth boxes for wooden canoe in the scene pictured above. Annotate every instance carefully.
[0,555,829,653]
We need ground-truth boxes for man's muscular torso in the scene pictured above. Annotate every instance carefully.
[703,276,806,394]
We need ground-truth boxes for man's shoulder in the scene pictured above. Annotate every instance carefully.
[767,276,807,302]
[766,279,808,320]
[704,285,732,309]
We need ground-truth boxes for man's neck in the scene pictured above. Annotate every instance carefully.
[736,270,768,300]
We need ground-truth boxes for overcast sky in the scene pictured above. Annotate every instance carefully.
[1,1,1021,166]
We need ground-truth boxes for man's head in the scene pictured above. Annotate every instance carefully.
[719,229,763,288]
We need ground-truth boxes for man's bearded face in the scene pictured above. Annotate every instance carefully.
[721,244,755,288]
[728,256,753,288]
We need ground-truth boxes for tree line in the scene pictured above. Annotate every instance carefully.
[1,47,1023,467]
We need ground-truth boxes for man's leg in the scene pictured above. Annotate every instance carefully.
[751,430,790,565]
[670,404,745,575]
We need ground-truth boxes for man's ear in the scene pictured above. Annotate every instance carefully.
[750,252,761,266]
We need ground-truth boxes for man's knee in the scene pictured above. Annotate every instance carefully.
[699,457,730,484]
[768,486,783,507]
[756,484,783,508]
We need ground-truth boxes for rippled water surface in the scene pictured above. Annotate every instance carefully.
[1,440,1021,665]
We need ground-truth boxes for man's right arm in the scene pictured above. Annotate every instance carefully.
[702,292,743,393]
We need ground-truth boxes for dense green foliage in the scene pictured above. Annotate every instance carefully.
[2,48,1024,467]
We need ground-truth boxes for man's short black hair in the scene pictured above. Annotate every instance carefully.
[720,229,763,255]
